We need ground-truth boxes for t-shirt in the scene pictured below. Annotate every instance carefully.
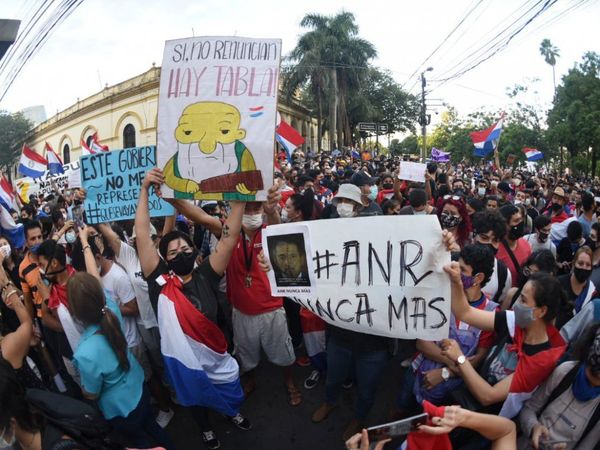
[496,238,532,287]
[73,298,143,420]
[578,213,596,238]
[226,228,283,315]
[18,252,43,318]
[523,233,557,257]
[116,241,158,330]
[101,263,140,348]
[146,258,221,325]
[481,259,512,304]
[359,199,383,217]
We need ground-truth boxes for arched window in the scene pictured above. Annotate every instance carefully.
[63,144,70,164]
[86,135,93,147]
[123,124,136,148]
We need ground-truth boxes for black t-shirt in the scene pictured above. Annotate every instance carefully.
[145,259,222,325]
[493,310,550,356]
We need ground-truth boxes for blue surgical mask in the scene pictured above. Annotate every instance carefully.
[30,243,41,253]
[368,185,378,201]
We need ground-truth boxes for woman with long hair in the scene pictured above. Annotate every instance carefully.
[68,272,173,449]
[437,196,472,249]
[282,189,319,222]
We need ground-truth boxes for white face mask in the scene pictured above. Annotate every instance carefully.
[242,214,263,230]
[0,425,16,448]
[65,230,77,244]
[336,203,355,218]
[477,187,486,197]
[281,209,291,223]
[0,244,11,258]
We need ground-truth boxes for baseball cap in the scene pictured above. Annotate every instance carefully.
[350,171,377,187]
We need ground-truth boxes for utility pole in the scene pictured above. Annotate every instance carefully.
[420,67,433,163]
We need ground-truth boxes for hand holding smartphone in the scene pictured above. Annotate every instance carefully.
[367,413,428,441]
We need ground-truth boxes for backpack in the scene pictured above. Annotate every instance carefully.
[539,363,600,449]
[491,260,508,304]
[26,389,123,450]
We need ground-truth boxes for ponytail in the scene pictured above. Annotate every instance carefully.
[99,308,130,372]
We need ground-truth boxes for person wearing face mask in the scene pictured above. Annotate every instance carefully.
[348,172,382,216]
[523,215,556,257]
[282,190,317,223]
[518,324,600,450]
[134,168,251,448]
[497,204,532,287]
[474,178,489,200]
[577,191,596,238]
[437,197,471,249]
[472,210,512,305]
[329,183,363,219]
[546,187,570,224]
[49,207,75,245]
[375,173,396,204]
[442,264,566,419]
[399,188,435,216]
[556,220,593,275]
[557,247,596,329]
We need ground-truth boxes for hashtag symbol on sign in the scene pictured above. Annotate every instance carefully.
[85,205,102,224]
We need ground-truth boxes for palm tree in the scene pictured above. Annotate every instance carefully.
[286,12,376,150]
[539,38,560,93]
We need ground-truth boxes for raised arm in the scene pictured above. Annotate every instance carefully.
[167,199,223,237]
[444,261,495,332]
[135,168,163,278]
[264,180,282,225]
[208,202,245,276]
[162,212,176,235]
[98,223,122,258]
[78,226,100,280]
[1,288,33,368]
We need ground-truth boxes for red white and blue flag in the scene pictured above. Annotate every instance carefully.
[276,119,305,159]
[498,314,566,418]
[523,148,543,161]
[90,132,109,153]
[470,114,504,157]
[80,139,95,157]
[156,274,243,416]
[45,142,64,175]
[300,309,327,373]
[0,174,24,248]
[0,175,17,210]
[19,145,48,178]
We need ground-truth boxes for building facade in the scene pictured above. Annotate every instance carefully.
[17,66,325,179]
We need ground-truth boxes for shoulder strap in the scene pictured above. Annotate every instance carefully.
[501,239,524,278]
[540,362,581,414]
[509,286,523,309]
[21,262,38,278]
[478,334,509,377]
[577,400,600,448]
[492,262,508,304]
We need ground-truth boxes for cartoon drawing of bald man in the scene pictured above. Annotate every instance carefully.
[163,101,263,201]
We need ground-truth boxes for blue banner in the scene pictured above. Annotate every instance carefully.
[81,146,174,224]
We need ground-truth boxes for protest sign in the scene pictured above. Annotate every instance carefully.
[67,166,81,188]
[263,216,451,340]
[15,161,79,202]
[157,36,281,202]
[81,146,174,224]
[398,161,426,183]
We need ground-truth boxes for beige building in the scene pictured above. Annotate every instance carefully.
[17,65,325,179]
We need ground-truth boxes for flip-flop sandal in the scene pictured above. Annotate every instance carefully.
[287,386,302,406]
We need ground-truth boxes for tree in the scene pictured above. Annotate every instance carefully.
[0,110,32,174]
[392,135,419,155]
[539,39,560,92]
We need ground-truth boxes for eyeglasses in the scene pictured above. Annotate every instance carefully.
[443,195,464,202]
[522,266,532,277]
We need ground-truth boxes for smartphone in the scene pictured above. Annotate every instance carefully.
[367,413,428,441]
[540,440,569,450]
[72,204,85,229]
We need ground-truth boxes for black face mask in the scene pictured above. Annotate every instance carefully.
[573,267,592,283]
[538,231,549,242]
[167,250,197,276]
[509,222,525,240]
[552,203,563,212]
[486,243,499,256]
[383,183,394,190]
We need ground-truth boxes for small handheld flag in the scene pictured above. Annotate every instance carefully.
[19,146,48,178]
[45,142,64,175]
[470,114,504,157]
[90,132,109,152]
[275,120,304,160]
[523,148,543,161]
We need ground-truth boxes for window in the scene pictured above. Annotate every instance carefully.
[123,124,136,148]
[63,144,70,164]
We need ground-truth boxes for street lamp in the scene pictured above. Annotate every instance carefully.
[420,67,433,163]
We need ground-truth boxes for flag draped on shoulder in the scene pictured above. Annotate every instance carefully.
[470,114,504,157]
[19,146,47,178]
[523,147,543,161]
[45,142,64,175]
[275,119,305,159]
[156,274,243,416]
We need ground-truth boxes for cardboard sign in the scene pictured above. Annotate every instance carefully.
[263,216,451,340]
[67,167,81,188]
[398,161,426,183]
[157,36,281,202]
[81,146,174,223]
[15,161,80,202]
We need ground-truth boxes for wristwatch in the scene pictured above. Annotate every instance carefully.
[457,355,466,365]
[441,367,450,381]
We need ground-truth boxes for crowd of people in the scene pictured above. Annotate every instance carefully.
[1,146,600,450]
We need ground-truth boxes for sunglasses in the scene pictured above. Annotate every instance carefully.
[443,195,464,202]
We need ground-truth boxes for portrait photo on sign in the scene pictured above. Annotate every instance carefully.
[267,233,310,287]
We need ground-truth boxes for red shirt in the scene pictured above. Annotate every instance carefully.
[226,227,283,315]
[497,239,532,287]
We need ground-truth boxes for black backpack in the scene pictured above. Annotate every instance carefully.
[26,389,123,450]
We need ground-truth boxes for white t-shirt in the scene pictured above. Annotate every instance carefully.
[101,263,141,348]
[523,233,557,257]
[117,241,158,329]
[481,258,512,304]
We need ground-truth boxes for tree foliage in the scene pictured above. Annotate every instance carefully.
[0,110,32,172]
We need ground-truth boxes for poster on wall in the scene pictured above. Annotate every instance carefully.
[157,36,281,202]
[263,216,451,340]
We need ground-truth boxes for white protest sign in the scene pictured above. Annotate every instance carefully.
[157,36,281,202]
[68,167,81,188]
[398,161,426,183]
[263,216,451,340]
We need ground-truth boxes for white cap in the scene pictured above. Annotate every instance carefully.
[333,183,362,205]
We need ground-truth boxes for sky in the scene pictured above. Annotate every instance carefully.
[0,0,598,128]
